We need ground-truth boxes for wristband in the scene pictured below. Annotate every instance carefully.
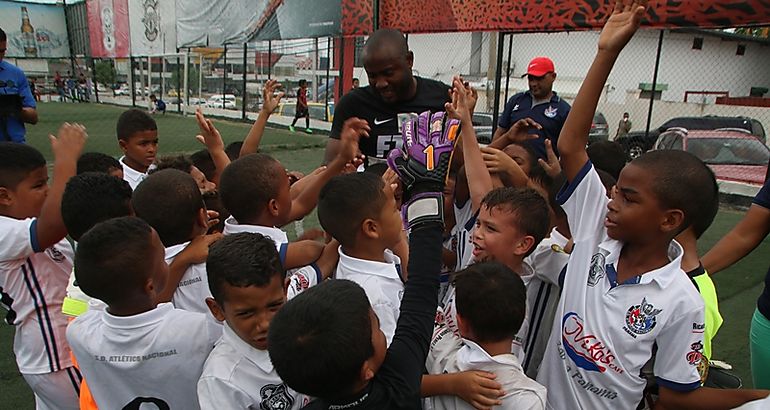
[403,192,443,230]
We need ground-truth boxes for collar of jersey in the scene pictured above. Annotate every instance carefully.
[222,322,274,373]
[524,90,561,105]
[456,339,524,371]
[223,217,288,243]
[598,238,684,288]
[120,156,148,183]
[101,302,175,328]
[164,241,192,261]
[337,247,401,280]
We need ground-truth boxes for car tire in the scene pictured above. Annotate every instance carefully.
[628,143,645,160]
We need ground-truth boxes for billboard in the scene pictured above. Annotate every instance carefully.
[87,0,130,58]
[0,1,70,58]
[373,0,770,35]
[128,0,177,55]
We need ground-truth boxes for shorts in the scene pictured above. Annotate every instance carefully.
[295,106,309,118]
[22,367,81,410]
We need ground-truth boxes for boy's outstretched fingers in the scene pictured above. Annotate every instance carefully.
[538,139,562,178]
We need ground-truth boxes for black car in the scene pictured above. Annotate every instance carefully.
[588,112,610,144]
[616,115,766,160]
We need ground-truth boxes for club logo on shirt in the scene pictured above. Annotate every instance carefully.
[562,312,623,374]
[259,383,294,410]
[686,341,704,366]
[587,253,606,287]
[544,106,558,118]
[293,271,310,294]
[512,104,520,112]
[46,247,66,263]
[623,298,662,337]
[692,322,705,333]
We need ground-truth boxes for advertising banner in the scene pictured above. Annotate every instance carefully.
[128,0,177,55]
[86,0,130,58]
[0,1,70,58]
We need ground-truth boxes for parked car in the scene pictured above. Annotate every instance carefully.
[275,102,335,122]
[653,128,770,186]
[618,115,766,160]
[472,113,494,144]
[206,94,237,110]
[588,112,610,144]
[114,84,131,96]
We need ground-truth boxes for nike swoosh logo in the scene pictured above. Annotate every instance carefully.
[374,118,394,125]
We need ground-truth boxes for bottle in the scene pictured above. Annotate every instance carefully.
[21,7,37,57]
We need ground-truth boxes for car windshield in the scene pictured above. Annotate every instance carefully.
[687,138,770,166]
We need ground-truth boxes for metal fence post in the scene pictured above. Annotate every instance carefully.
[645,30,665,139]
[242,43,248,120]
[223,44,228,110]
[491,32,505,135]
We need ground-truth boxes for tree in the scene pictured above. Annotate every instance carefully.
[93,60,116,86]
[171,65,200,96]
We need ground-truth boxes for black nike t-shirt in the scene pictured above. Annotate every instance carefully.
[330,77,451,161]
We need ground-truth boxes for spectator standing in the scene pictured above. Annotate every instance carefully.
[0,28,38,143]
[616,112,632,139]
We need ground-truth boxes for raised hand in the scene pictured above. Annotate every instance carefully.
[445,77,474,124]
[502,117,542,144]
[537,138,562,178]
[598,0,648,54]
[50,122,88,163]
[336,118,369,165]
[261,79,285,114]
[195,108,225,152]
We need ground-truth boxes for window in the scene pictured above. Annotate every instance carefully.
[692,37,703,50]
[737,44,746,56]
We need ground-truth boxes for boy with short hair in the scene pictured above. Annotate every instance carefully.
[197,232,313,409]
[66,216,221,409]
[149,94,166,115]
[426,262,547,410]
[289,79,311,134]
[268,106,456,409]
[537,1,768,408]
[317,171,405,344]
[76,152,123,178]
[218,118,366,293]
[151,154,217,195]
[116,108,158,190]
[0,124,87,410]
[132,169,220,316]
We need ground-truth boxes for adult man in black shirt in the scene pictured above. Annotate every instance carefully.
[323,29,451,166]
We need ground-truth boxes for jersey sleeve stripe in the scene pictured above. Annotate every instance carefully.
[655,377,701,392]
[278,243,288,267]
[28,259,62,371]
[310,263,322,285]
[21,260,56,372]
[29,219,41,253]
[556,161,593,206]
[464,210,479,232]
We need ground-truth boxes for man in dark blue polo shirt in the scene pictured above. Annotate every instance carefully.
[493,56,570,159]
[0,28,38,143]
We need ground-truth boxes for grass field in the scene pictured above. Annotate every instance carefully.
[1,102,769,406]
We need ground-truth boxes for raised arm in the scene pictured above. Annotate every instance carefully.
[37,123,87,250]
[195,109,229,186]
[286,118,368,222]
[702,203,770,274]
[445,77,492,213]
[240,80,284,158]
[559,0,646,181]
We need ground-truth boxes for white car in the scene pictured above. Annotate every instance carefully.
[114,85,131,96]
[206,94,237,109]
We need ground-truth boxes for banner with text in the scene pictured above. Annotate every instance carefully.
[128,0,177,55]
[86,0,130,58]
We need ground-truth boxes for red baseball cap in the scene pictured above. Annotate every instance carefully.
[523,57,555,77]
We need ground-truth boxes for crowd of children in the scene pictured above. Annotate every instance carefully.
[2,1,770,409]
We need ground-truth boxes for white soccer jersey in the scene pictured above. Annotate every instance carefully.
[198,323,311,410]
[452,199,477,271]
[223,217,321,300]
[426,322,547,410]
[0,216,74,374]
[120,156,148,190]
[165,242,217,318]
[521,228,570,379]
[66,302,221,409]
[537,162,705,410]
[335,247,403,345]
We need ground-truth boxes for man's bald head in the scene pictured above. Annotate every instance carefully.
[362,29,409,62]
[361,29,416,103]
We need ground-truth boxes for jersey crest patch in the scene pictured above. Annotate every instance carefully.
[46,247,66,263]
[544,106,558,118]
[623,297,662,336]
[260,383,294,410]
[587,253,605,287]
[512,104,520,112]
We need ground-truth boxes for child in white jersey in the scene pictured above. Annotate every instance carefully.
[198,232,314,409]
[66,217,221,409]
[0,125,86,410]
[427,262,547,410]
[116,109,158,190]
[132,169,222,318]
[536,1,769,408]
